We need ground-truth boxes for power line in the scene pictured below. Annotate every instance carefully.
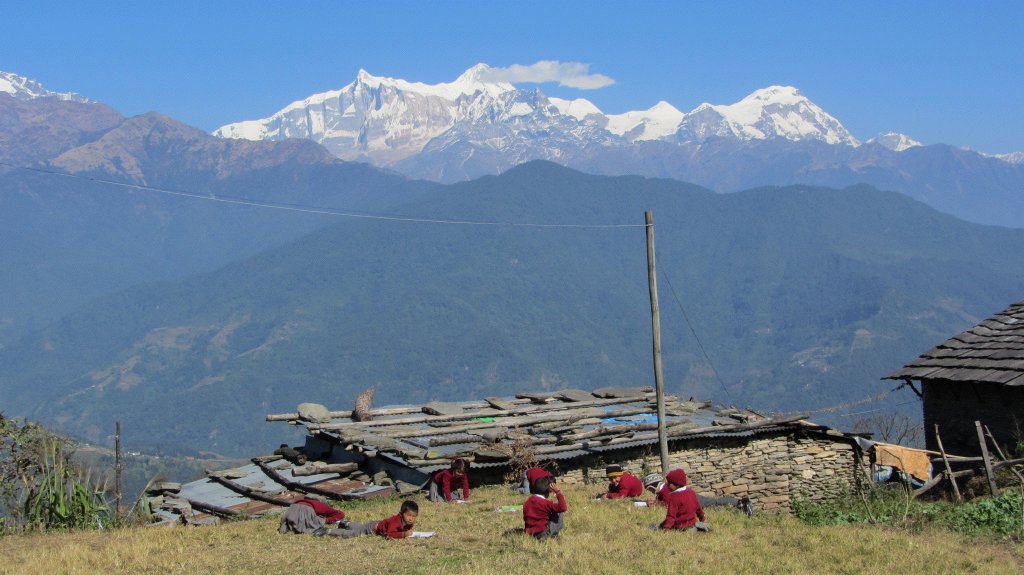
[660,269,734,400]
[0,162,647,229]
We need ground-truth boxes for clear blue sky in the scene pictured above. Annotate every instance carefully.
[3,1,1022,153]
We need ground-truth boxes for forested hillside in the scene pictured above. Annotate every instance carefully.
[3,162,1023,455]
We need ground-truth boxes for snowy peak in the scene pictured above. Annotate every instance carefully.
[993,151,1024,164]
[867,132,922,152]
[606,100,684,141]
[678,85,859,146]
[548,97,603,120]
[0,71,92,103]
[214,66,866,171]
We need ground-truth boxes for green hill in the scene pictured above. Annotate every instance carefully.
[3,161,1024,455]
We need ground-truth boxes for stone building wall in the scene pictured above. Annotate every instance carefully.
[542,431,858,512]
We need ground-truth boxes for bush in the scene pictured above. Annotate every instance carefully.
[1,414,110,533]
[794,485,1023,541]
[943,491,1023,538]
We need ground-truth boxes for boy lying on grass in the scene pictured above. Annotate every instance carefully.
[599,464,644,499]
[312,500,419,539]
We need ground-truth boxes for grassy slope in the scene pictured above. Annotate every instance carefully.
[0,485,1019,575]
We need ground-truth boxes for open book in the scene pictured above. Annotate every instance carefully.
[409,531,435,538]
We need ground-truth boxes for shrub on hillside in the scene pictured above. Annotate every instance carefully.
[0,414,110,534]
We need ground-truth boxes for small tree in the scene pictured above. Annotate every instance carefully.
[852,412,923,447]
[0,414,110,533]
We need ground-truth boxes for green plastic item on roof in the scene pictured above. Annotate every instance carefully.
[472,417,496,422]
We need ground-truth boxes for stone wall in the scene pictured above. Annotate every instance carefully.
[544,430,858,512]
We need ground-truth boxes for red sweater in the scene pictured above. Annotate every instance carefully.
[607,472,643,498]
[522,492,567,535]
[662,487,705,530]
[294,498,346,524]
[374,513,414,539]
[433,468,470,501]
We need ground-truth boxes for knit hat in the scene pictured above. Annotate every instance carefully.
[666,468,688,487]
[605,464,624,478]
[642,473,664,489]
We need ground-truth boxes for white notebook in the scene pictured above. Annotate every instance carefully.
[409,531,435,538]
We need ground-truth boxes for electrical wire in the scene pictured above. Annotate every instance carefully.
[0,161,647,229]
[660,269,734,400]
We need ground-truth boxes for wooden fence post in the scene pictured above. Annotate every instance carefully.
[974,420,1000,497]
[115,421,122,518]
[934,424,962,502]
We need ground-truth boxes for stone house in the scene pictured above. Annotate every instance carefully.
[153,388,862,523]
[886,299,1024,456]
[274,387,861,513]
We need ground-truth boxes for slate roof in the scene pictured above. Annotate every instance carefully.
[274,387,820,475]
[885,299,1024,386]
[156,387,832,525]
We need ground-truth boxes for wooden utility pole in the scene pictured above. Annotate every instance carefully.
[645,211,670,474]
[115,421,123,518]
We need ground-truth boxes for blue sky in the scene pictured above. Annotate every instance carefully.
[3,1,1022,153]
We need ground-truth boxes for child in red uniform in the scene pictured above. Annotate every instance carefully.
[523,475,566,540]
[660,469,708,532]
[278,497,347,534]
[516,465,554,494]
[644,472,754,516]
[320,500,419,539]
[428,457,471,502]
[600,465,643,499]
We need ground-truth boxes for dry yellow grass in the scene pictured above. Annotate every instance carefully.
[1,484,1020,575]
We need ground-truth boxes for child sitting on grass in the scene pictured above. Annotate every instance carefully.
[314,500,418,539]
[659,469,708,532]
[427,457,471,502]
[523,475,566,540]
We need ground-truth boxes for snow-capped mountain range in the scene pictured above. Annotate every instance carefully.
[0,71,92,103]
[213,63,909,175]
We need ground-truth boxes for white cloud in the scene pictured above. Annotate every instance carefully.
[480,60,615,90]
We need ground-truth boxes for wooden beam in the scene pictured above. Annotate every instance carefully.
[975,420,1000,497]
[186,497,242,518]
[934,424,962,502]
[206,474,294,507]
[310,395,659,431]
[252,459,360,500]
[267,399,537,422]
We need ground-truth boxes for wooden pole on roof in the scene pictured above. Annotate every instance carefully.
[645,211,670,474]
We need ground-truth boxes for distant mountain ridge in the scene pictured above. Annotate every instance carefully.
[0,98,425,344]
[214,64,859,164]
[212,64,1024,228]
[0,71,92,103]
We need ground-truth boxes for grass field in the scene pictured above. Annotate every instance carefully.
[0,484,1020,575]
